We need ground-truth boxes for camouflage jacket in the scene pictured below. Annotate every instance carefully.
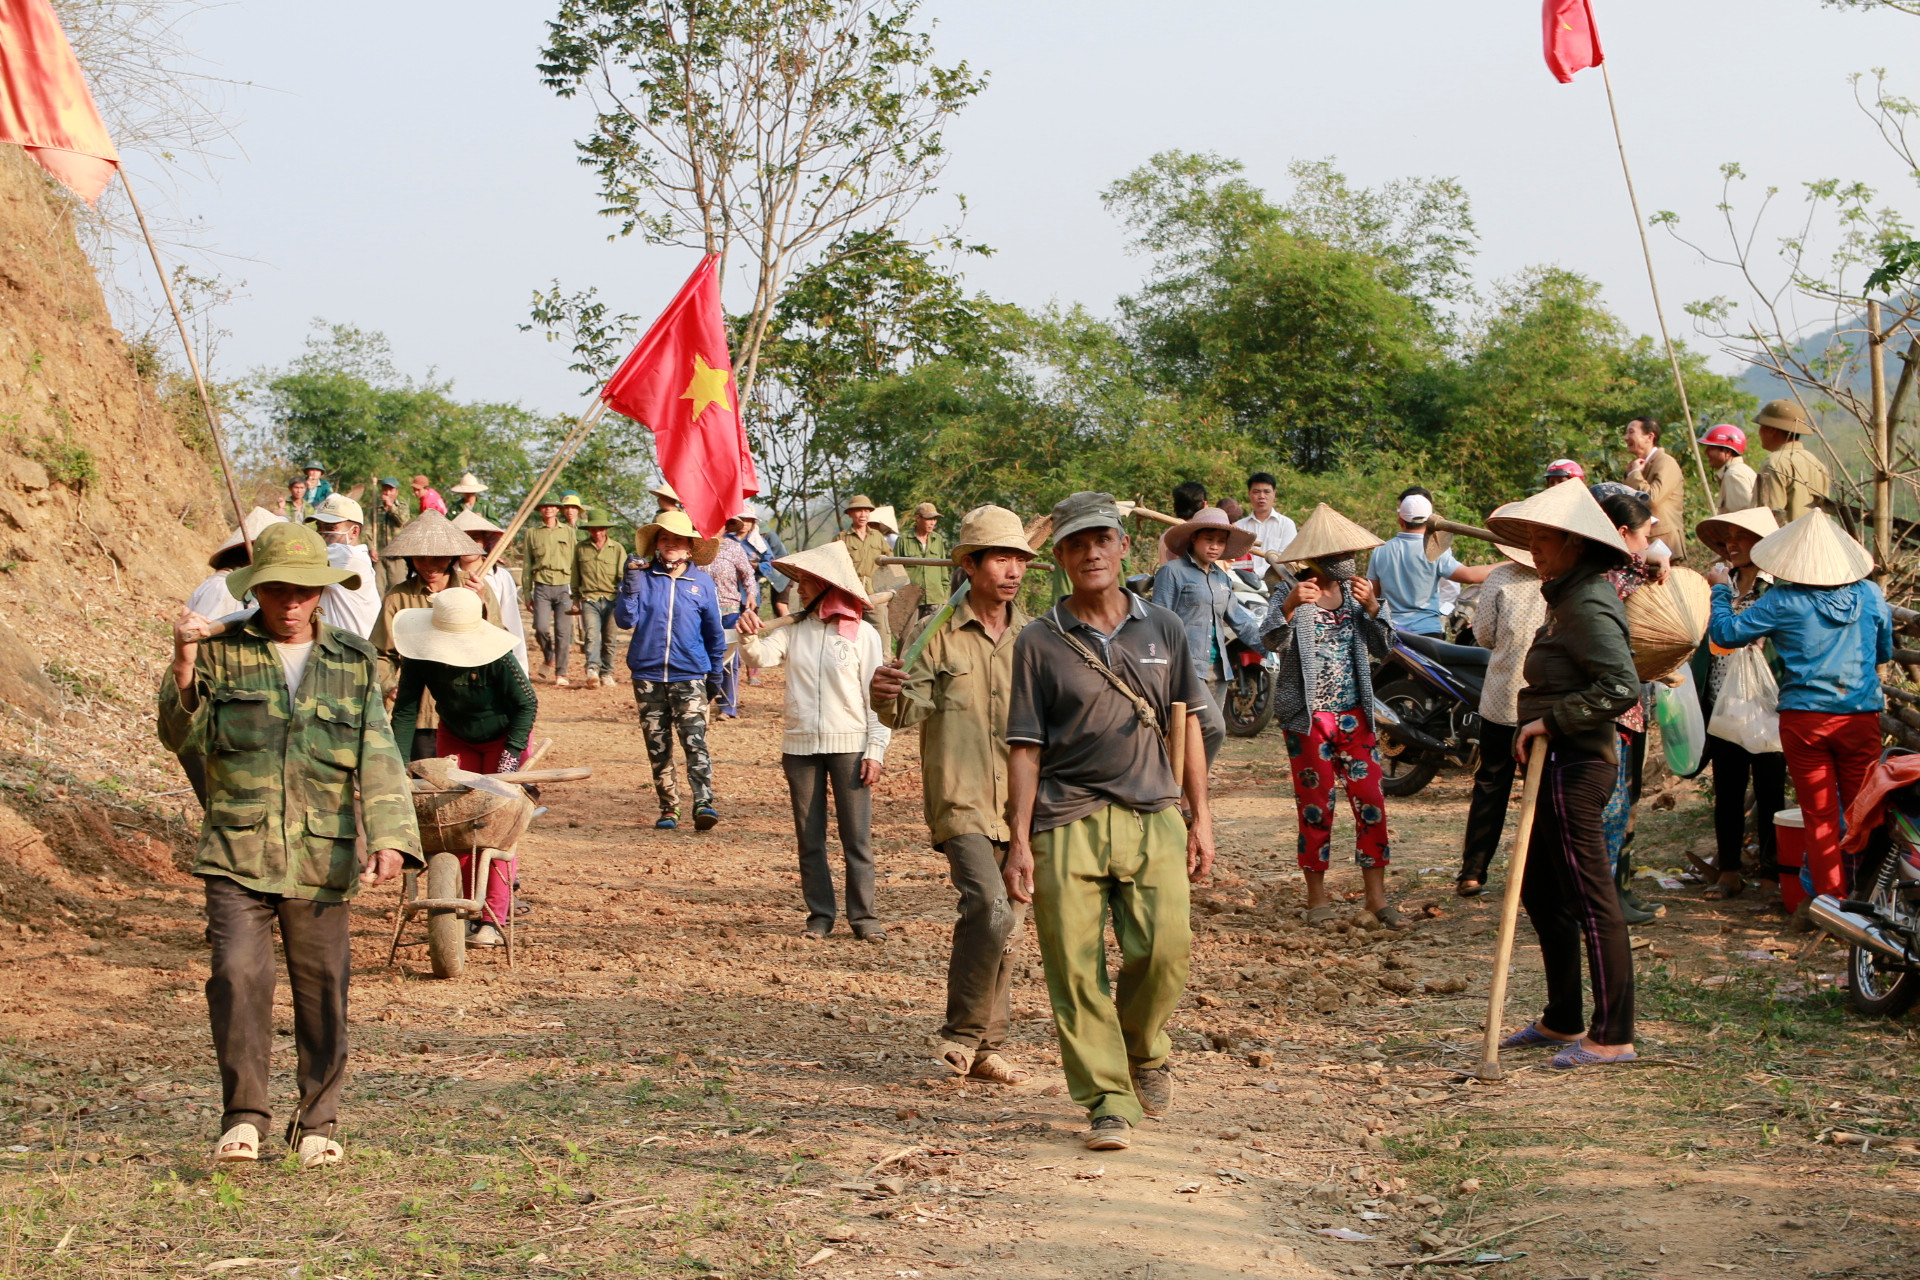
[157,616,423,901]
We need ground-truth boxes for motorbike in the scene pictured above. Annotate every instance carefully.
[1807,752,1920,1016]
[1222,573,1278,738]
[1372,629,1487,797]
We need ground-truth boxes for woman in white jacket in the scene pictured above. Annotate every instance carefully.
[738,541,891,941]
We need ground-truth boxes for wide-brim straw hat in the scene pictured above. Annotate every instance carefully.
[869,504,900,536]
[775,541,871,605]
[1275,503,1384,563]
[650,479,681,503]
[451,510,504,537]
[392,588,519,668]
[226,523,361,597]
[379,509,484,560]
[1165,507,1256,560]
[210,506,287,569]
[449,471,488,495]
[1750,510,1874,587]
[951,504,1037,561]
[1626,567,1712,681]
[1485,481,1631,563]
[634,509,719,566]
[1695,506,1779,557]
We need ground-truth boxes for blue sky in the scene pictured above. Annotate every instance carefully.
[134,0,1917,414]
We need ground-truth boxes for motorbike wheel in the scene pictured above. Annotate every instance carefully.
[1846,850,1920,1018]
[1223,666,1276,738]
[1375,679,1440,798]
[425,851,467,981]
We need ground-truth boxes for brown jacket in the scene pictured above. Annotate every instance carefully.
[1627,447,1687,559]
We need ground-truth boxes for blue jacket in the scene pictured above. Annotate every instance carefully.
[1151,554,1266,683]
[1708,578,1892,714]
[614,559,726,684]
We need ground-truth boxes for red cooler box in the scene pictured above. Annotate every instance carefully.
[1774,807,1807,910]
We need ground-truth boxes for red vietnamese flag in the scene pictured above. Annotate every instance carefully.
[0,0,119,203]
[1543,0,1603,83]
[601,254,759,538]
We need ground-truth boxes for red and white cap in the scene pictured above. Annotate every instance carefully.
[1697,423,1747,454]
[1543,458,1586,480]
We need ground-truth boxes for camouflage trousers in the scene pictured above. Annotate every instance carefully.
[633,679,713,815]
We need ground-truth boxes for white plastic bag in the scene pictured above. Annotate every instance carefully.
[1656,663,1709,777]
[1706,644,1782,755]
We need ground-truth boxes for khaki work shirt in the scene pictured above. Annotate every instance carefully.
[1753,438,1831,525]
[572,538,625,599]
[525,524,579,586]
[837,527,889,591]
[1715,458,1757,514]
[877,595,1030,847]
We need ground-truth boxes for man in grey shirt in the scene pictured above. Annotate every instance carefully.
[1005,491,1215,1153]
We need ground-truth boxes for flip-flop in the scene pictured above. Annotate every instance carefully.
[214,1123,259,1164]
[967,1053,1031,1085]
[1500,1023,1572,1050]
[1702,878,1744,901]
[1549,1044,1637,1070]
[1455,880,1490,897]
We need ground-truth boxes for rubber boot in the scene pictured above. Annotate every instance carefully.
[1614,840,1656,925]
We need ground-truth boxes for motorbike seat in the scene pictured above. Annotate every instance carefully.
[1395,630,1490,672]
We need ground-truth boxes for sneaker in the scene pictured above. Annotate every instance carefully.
[1085,1116,1132,1151]
[555,676,571,688]
[469,923,505,947]
[1131,1063,1174,1118]
[693,805,719,831]
[655,813,678,830]
[600,674,615,688]
[585,668,600,684]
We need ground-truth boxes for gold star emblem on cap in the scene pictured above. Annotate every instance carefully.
[681,354,733,422]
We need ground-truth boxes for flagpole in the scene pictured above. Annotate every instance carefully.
[1599,61,1715,502]
[476,399,610,582]
[120,170,254,557]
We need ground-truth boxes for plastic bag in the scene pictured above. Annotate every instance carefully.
[1705,644,1782,755]
[1655,663,1708,777]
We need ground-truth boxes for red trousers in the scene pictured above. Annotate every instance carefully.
[433,728,515,927]
[1779,710,1881,897]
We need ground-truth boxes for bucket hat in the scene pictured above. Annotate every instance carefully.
[1485,481,1631,562]
[450,472,488,495]
[378,509,484,560]
[579,507,615,529]
[1695,506,1778,557]
[226,523,361,597]
[1048,492,1125,546]
[1750,510,1874,587]
[1697,424,1747,454]
[913,501,940,519]
[650,479,681,503]
[774,540,870,604]
[634,509,719,566]
[1164,507,1256,560]
[843,493,877,514]
[450,510,504,536]
[869,504,899,536]
[1275,503,1384,563]
[1755,399,1812,435]
[951,504,1037,562]
[307,494,364,526]
[210,507,287,569]
[391,588,518,668]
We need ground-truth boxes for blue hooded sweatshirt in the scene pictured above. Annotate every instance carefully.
[1707,578,1892,714]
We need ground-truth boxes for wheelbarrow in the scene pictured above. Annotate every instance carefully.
[387,756,592,979]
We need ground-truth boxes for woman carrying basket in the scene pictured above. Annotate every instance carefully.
[389,588,538,948]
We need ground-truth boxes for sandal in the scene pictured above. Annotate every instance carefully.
[1500,1023,1575,1050]
[1703,876,1744,901]
[296,1134,343,1169]
[1549,1044,1637,1070]
[1371,904,1406,929]
[967,1053,1031,1085]
[1456,879,1489,898]
[936,1039,975,1077]
[1304,904,1339,924]
[214,1122,259,1164]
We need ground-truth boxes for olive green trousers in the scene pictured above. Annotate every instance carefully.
[1031,804,1191,1124]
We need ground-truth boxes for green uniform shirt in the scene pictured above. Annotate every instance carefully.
[1752,438,1831,525]
[525,524,578,586]
[837,527,890,592]
[156,617,422,901]
[572,538,626,599]
[895,530,950,601]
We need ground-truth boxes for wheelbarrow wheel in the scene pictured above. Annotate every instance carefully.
[425,851,466,980]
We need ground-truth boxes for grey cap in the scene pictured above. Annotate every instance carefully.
[1049,491,1124,546]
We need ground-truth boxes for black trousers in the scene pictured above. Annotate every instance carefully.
[1706,737,1787,877]
[203,874,352,1143]
[938,834,1023,1052]
[1460,720,1517,884]
[1522,745,1634,1045]
[782,752,875,928]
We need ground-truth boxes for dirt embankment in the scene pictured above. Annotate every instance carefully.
[0,144,226,923]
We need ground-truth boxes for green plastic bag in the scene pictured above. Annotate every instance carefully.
[1655,664,1708,778]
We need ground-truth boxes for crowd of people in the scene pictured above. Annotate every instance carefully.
[166,396,1904,1164]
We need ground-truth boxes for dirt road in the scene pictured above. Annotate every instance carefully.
[0,671,1915,1279]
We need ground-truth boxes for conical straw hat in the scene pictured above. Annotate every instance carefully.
[1750,509,1873,587]
[391,588,518,668]
[449,471,488,495]
[1274,503,1383,563]
[774,540,871,605]
[451,510,504,536]
[1484,480,1630,561]
[209,506,287,568]
[869,504,899,536]
[1694,506,1778,557]
[1625,566,1711,681]
[379,509,483,560]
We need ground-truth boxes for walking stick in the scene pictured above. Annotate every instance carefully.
[1476,736,1548,1082]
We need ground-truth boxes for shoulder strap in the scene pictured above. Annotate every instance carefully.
[1042,606,1164,736]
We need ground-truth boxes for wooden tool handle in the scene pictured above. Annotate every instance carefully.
[1476,736,1547,1081]
[488,767,592,784]
[1130,506,1182,527]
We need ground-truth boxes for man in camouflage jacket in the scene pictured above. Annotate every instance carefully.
[160,522,421,1167]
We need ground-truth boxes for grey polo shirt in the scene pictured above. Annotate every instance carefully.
[1007,592,1206,834]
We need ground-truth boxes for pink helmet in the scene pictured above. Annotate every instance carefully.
[1697,423,1746,454]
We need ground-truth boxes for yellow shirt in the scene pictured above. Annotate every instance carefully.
[836,527,890,591]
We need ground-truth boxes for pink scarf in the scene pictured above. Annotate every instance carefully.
[814,587,864,639]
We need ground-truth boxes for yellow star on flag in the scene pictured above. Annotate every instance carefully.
[681,354,733,422]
